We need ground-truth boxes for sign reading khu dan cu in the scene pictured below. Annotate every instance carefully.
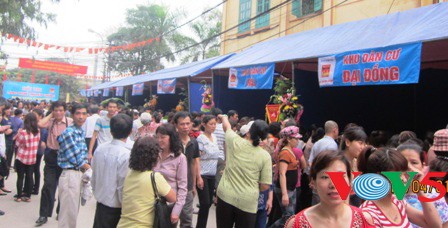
[318,42,422,87]
[228,63,274,89]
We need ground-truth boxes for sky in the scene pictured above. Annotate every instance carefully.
[1,0,222,80]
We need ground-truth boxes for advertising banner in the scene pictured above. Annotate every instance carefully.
[18,58,88,75]
[228,63,274,90]
[116,86,124,96]
[132,83,144,96]
[157,79,176,94]
[317,42,422,87]
[103,88,109,97]
[2,81,59,101]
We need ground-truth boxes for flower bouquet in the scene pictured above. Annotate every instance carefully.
[268,77,304,122]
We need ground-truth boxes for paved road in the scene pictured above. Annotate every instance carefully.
[0,167,216,227]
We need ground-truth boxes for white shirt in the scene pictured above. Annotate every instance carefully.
[0,133,6,158]
[82,113,100,138]
[91,139,131,208]
[308,135,338,165]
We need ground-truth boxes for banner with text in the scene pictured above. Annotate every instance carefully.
[2,81,59,101]
[228,63,274,89]
[157,79,176,94]
[318,42,422,87]
[18,58,88,75]
[116,86,124,96]
[103,88,109,97]
[132,83,144,96]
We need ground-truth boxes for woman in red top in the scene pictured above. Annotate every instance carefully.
[14,113,40,202]
[285,150,374,228]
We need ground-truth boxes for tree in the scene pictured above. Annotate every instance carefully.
[179,9,221,64]
[106,4,187,76]
[0,0,57,60]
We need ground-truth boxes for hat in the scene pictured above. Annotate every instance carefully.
[433,129,448,152]
[280,126,302,139]
[240,121,254,136]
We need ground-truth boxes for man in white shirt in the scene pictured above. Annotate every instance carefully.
[82,105,100,155]
[91,113,133,228]
[308,120,339,166]
[308,120,339,205]
[88,100,118,160]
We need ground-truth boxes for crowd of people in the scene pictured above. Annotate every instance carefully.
[0,96,447,228]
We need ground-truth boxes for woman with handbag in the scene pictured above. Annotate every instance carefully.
[118,136,176,227]
[154,123,188,227]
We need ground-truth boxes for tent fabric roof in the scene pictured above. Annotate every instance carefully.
[90,80,117,90]
[95,53,235,89]
[213,3,448,69]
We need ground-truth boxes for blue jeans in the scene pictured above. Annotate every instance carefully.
[255,209,268,228]
[270,187,296,228]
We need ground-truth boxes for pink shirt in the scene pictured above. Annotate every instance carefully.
[153,152,188,216]
[41,117,73,150]
[293,148,303,188]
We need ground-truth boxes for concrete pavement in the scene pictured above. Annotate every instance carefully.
[0,167,217,227]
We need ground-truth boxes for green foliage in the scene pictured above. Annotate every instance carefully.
[0,0,58,59]
[106,4,187,76]
[270,76,293,103]
[180,9,222,64]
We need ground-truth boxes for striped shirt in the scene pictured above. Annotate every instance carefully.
[94,116,113,145]
[15,129,40,165]
[361,196,411,227]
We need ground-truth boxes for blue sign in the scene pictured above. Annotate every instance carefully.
[132,83,144,96]
[116,86,124,96]
[228,63,274,90]
[318,42,422,87]
[157,79,176,94]
[2,81,59,101]
[79,90,87,97]
[93,90,99,97]
[103,88,109,97]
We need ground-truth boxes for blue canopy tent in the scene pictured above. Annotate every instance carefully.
[90,53,235,111]
[212,3,448,136]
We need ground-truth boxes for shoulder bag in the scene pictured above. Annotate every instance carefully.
[151,172,172,228]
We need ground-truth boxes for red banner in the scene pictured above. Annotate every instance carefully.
[18,58,87,75]
[266,104,281,123]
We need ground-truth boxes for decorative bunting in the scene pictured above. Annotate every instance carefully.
[3,33,159,54]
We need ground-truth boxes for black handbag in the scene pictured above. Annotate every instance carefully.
[151,172,172,228]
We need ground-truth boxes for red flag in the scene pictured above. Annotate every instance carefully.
[2,73,6,81]
[45,75,49,84]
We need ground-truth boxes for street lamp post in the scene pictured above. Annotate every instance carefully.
[88,29,106,83]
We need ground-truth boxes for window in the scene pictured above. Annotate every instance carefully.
[255,0,270,29]
[239,0,252,33]
[292,0,322,18]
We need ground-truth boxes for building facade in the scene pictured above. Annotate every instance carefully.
[220,0,446,55]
